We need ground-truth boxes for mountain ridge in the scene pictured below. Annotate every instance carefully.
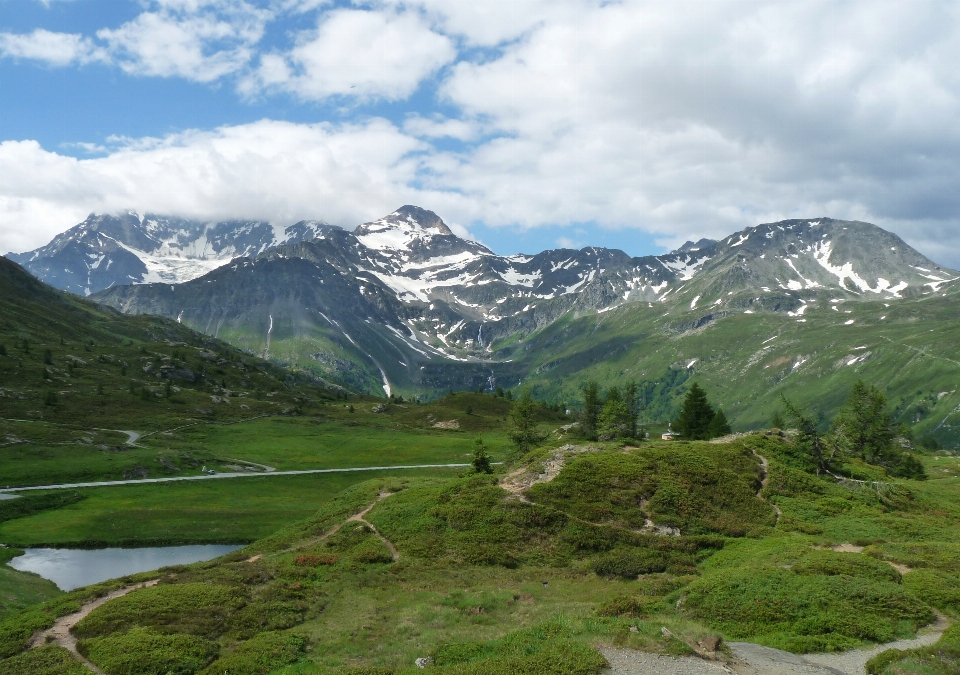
[9,206,960,445]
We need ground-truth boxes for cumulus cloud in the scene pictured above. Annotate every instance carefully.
[4,0,960,268]
[243,8,455,100]
[0,29,107,66]
[0,119,430,253]
[1,1,269,81]
[424,0,960,264]
[97,0,270,81]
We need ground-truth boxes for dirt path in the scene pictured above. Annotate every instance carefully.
[752,451,782,527]
[28,579,160,674]
[218,457,276,472]
[500,444,600,501]
[347,495,399,561]
[599,647,731,674]
[292,492,398,559]
[801,613,949,674]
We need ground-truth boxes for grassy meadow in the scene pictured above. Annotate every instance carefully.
[2,428,958,675]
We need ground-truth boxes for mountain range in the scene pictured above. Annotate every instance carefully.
[8,206,960,446]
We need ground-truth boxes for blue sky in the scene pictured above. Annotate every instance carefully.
[2,1,960,267]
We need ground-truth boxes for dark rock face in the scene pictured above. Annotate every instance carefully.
[31,206,958,395]
[8,212,340,295]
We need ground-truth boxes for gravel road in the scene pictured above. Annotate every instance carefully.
[598,647,730,675]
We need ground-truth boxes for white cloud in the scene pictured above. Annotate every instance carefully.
[376,0,591,46]
[0,120,431,253]
[402,114,478,141]
[97,1,270,82]
[244,9,455,100]
[0,29,107,66]
[5,1,960,268]
[1,1,269,81]
[416,0,960,265]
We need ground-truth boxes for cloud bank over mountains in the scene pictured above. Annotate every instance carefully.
[2,0,960,267]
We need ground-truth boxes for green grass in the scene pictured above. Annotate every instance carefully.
[1,434,959,674]
[163,416,510,472]
[510,292,960,448]
[0,469,459,548]
[0,548,62,621]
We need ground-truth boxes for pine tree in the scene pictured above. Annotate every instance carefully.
[623,380,641,439]
[472,437,493,474]
[708,408,732,438]
[831,381,896,465]
[43,349,53,365]
[781,395,833,474]
[1,343,8,356]
[598,398,631,440]
[581,381,601,440]
[830,381,923,478]
[509,391,545,453]
[672,383,716,440]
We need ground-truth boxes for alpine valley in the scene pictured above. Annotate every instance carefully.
[10,206,960,446]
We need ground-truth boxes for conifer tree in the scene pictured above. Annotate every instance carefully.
[672,383,716,440]
[581,380,601,440]
[472,436,493,474]
[509,391,545,453]
[623,380,641,438]
[598,397,631,440]
[831,381,896,465]
[708,408,732,438]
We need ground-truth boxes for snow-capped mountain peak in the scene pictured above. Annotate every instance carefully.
[7,212,340,295]
[354,205,456,253]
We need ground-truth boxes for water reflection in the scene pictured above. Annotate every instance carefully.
[8,544,242,590]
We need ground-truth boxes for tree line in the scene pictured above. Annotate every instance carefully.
[779,380,926,479]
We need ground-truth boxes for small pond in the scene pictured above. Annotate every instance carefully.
[7,544,242,590]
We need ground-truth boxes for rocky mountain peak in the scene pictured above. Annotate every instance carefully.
[354,206,454,251]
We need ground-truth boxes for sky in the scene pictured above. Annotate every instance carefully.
[1,0,960,266]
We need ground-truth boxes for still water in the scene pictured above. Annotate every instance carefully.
[8,544,242,590]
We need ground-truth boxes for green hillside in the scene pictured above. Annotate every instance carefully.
[1,432,957,674]
[507,291,960,448]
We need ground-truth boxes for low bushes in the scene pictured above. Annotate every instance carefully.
[901,568,960,617]
[792,550,901,584]
[77,627,218,675]
[72,583,245,639]
[0,645,87,675]
[429,620,608,674]
[866,623,960,674]
[683,566,933,652]
[198,631,306,675]
[591,547,694,578]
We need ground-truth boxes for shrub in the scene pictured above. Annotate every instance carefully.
[792,550,902,584]
[197,632,306,675]
[293,554,337,567]
[72,583,245,639]
[77,627,218,675]
[0,645,87,675]
[901,569,960,615]
[354,547,394,564]
[683,567,933,652]
[591,548,688,578]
